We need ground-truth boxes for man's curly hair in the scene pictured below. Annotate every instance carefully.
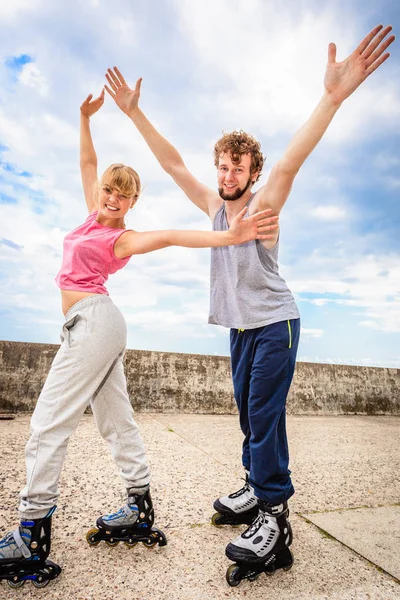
[214,130,265,183]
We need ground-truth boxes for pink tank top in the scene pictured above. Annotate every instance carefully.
[55,211,130,295]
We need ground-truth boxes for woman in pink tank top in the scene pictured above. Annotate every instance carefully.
[0,81,278,588]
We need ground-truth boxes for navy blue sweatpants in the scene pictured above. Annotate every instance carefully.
[230,318,300,505]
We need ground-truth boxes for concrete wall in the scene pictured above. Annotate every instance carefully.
[0,340,399,415]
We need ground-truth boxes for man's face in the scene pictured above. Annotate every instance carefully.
[217,152,256,201]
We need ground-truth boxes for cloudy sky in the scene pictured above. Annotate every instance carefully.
[0,0,399,367]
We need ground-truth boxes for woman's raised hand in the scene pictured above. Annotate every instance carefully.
[80,89,105,118]
[105,67,142,116]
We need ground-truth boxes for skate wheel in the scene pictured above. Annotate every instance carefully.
[143,537,158,548]
[226,564,241,587]
[86,527,101,546]
[124,540,138,548]
[265,568,276,577]
[32,578,50,588]
[105,539,119,547]
[211,512,223,528]
[248,573,260,581]
[7,579,25,588]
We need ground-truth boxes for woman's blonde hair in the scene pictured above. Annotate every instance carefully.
[100,164,141,200]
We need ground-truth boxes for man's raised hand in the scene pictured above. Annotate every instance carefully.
[105,67,142,116]
[324,24,395,105]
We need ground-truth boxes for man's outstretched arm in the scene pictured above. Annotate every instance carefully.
[254,24,395,215]
[104,69,222,218]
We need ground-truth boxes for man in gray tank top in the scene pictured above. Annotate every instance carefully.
[108,23,395,577]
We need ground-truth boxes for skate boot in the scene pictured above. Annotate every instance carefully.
[225,500,294,587]
[0,506,61,589]
[86,487,167,549]
[211,471,258,527]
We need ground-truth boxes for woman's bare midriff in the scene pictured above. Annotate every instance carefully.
[60,290,101,316]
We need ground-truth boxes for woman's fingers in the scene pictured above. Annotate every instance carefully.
[257,223,279,231]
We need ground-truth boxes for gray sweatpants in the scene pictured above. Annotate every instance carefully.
[19,295,150,519]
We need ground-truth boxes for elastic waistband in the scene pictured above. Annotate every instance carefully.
[231,317,300,334]
[65,295,113,320]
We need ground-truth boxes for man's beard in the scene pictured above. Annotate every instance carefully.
[218,175,253,201]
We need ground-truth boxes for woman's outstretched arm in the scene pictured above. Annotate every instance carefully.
[114,208,278,258]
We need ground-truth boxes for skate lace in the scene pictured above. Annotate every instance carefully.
[0,532,14,547]
[243,510,266,538]
[0,529,30,550]
[229,478,249,499]
[104,506,128,519]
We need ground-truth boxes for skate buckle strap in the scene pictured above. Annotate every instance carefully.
[269,503,285,515]
[12,528,31,558]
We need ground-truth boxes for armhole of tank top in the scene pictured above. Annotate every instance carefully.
[212,204,225,229]
[256,235,279,258]
[112,229,132,260]
[245,193,256,216]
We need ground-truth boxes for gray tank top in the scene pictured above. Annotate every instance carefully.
[209,198,300,329]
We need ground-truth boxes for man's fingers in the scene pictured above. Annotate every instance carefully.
[355,24,383,55]
[365,34,395,67]
[106,68,121,89]
[104,84,115,98]
[328,42,337,64]
[107,68,122,86]
[135,78,143,94]
[105,73,118,93]
[365,52,391,77]
[362,25,393,59]
[113,66,127,86]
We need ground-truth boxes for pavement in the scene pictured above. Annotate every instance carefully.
[0,413,399,600]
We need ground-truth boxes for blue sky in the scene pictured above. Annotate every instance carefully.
[0,0,399,367]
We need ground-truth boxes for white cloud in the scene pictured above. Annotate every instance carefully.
[311,205,346,220]
[0,0,42,19]
[301,328,324,339]
[298,355,400,369]
[173,0,400,141]
[294,253,400,333]
[19,63,48,96]
[359,320,379,329]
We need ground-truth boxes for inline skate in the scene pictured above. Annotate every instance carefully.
[225,500,294,587]
[211,471,258,527]
[86,487,167,548]
[0,506,61,589]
